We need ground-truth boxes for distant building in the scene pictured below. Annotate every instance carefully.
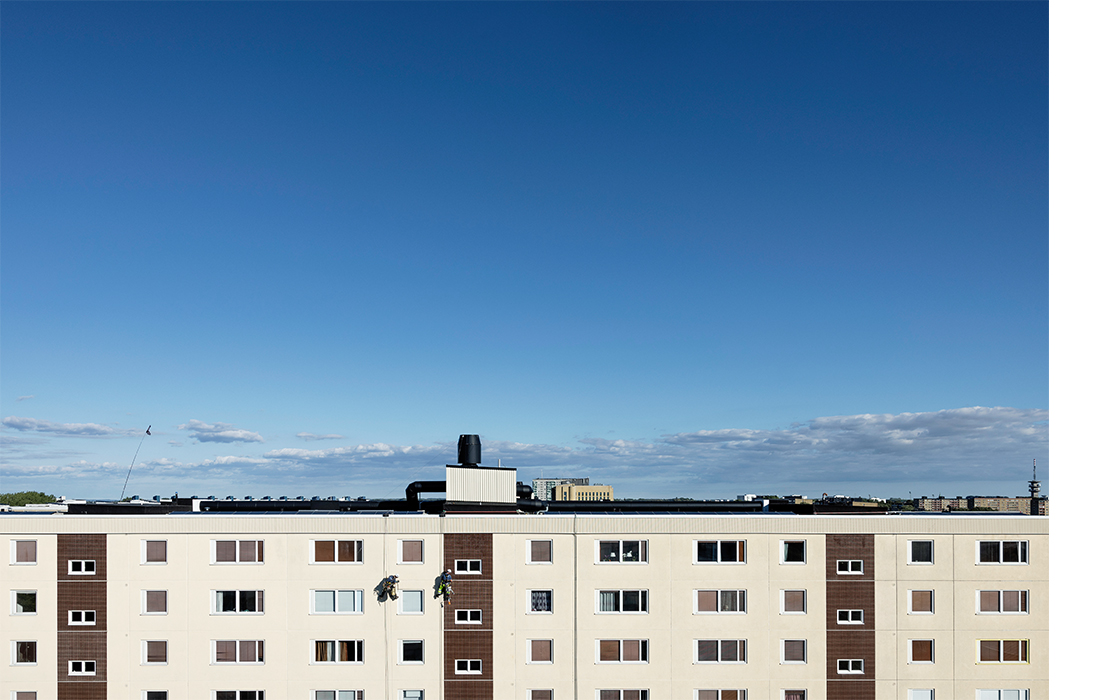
[532,477,589,501]
[554,483,613,501]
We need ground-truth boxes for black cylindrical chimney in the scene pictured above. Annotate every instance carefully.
[458,434,481,466]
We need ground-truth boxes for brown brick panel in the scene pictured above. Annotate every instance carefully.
[445,580,494,630]
[826,680,876,700]
[825,534,874,581]
[826,581,876,630]
[57,683,107,700]
[444,680,494,700]
[825,629,875,680]
[57,631,107,681]
[444,533,494,578]
[57,581,107,631]
[57,534,107,581]
[444,629,494,680]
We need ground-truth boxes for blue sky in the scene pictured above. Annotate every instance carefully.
[1,2,1050,501]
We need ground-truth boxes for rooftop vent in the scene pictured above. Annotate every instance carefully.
[458,434,481,466]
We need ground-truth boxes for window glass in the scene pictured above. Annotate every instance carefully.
[15,540,36,563]
[783,541,805,563]
[530,540,552,563]
[911,639,934,662]
[402,541,423,563]
[530,590,552,612]
[145,590,168,614]
[910,541,933,563]
[401,590,424,614]
[15,591,37,613]
[910,590,934,613]
[145,541,167,563]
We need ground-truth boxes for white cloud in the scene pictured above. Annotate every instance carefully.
[2,415,131,437]
[296,432,346,441]
[16,395,34,402]
[178,420,264,444]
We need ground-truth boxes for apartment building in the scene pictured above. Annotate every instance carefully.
[3,448,1047,700]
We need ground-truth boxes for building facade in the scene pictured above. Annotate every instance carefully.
[552,484,614,502]
[4,510,1047,700]
[532,480,590,502]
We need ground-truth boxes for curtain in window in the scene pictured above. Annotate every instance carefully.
[315,541,336,562]
[316,641,334,662]
[531,541,552,562]
[599,591,619,612]
[216,641,236,662]
[216,541,236,562]
[531,590,551,612]
[338,540,358,562]
[146,541,167,562]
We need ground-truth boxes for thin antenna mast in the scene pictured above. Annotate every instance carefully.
[120,426,152,501]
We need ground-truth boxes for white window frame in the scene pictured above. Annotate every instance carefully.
[595,691,649,700]
[312,640,365,665]
[596,540,648,564]
[11,590,37,615]
[976,540,1028,565]
[212,590,265,615]
[69,660,96,676]
[836,559,863,574]
[909,639,935,664]
[142,640,168,665]
[143,691,169,700]
[527,539,553,564]
[12,640,37,665]
[694,690,747,700]
[455,609,482,624]
[310,539,364,564]
[310,589,364,615]
[596,639,649,664]
[10,540,37,565]
[210,540,264,564]
[454,559,482,574]
[976,639,1029,664]
[68,610,96,626]
[780,589,807,614]
[694,589,746,614]
[210,693,265,700]
[142,540,168,565]
[401,691,425,700]
[596,589,648,614]
[837,609,864,624]
[400,640,425,665]
[142,590,168,615]
[837,659,864,674]
[211,640,265,665]
[399,589,424,615]
[398,540,424,565]
[780,639,807,664]
[693,540,746,564]
[693,639,746,664]
[528,589,553,614]
[976,590,1029,614]
[908,690,934,700]
[527,639,554,664]
[313,692,364,700]
[781,540,806,565]
[528,691,553,700]
[68,559,96,575]
[908,589,935,615]
[908,540,934,565]
[455,659,482,675]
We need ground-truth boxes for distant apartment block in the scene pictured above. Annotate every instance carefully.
[553,483,613,502]
[916,496,1049,515]
[532,478,589,501]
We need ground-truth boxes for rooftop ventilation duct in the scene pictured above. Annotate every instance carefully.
[458,434,481,466]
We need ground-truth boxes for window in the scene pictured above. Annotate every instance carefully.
[12,540,36,564]
[314,640,364,664]
[977,691,1028,700]
[69,610,96,625]
[455,559,481,574]
[781,640,806,664]
[144,641,168,664]
[909,590,934,614]
[12,590,36,614]
[144,590,168,614]
[909,639,934,663]
[530,691,553,700]
[908,691,934,700]
[402,691,424,700]
[782,540,805,564]
[529,639,553,663]
[401,640,424,664]
[213,540,263,563]
[597,589,648,613]
[214,693,265,700]
[69,560,96,575]
[696,691,746,700]
[312,590,363,614]
[783,693,806,700]
[14,692,38,700]
[144,693,168,700]
[529,590,553,613]
[214,590,264,614]
[695,589,746,613]
[978,590,1029,614]
[143,540,167,564]
[695,540,746,564]
[313,540,363,563]
[837,609,864,624]
[455,659,482,674]
[597,540,647,563]
[781,590,806,614]
[978,541,1028,564]
[528,540,552,563]
[598,691,648,700]
[456,609,482,624]
[695,640,746,663]
[314,693,364,700]
[978,640,1029,663]
[13,641,37,664]
[213,640,265,664]
[837,659,864,674]
[400,540,423,564]
[598,639,649,663]
[69,660,96,675]
[909,540,933,564]
[400,590,424,614]
[836,559,863,574]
